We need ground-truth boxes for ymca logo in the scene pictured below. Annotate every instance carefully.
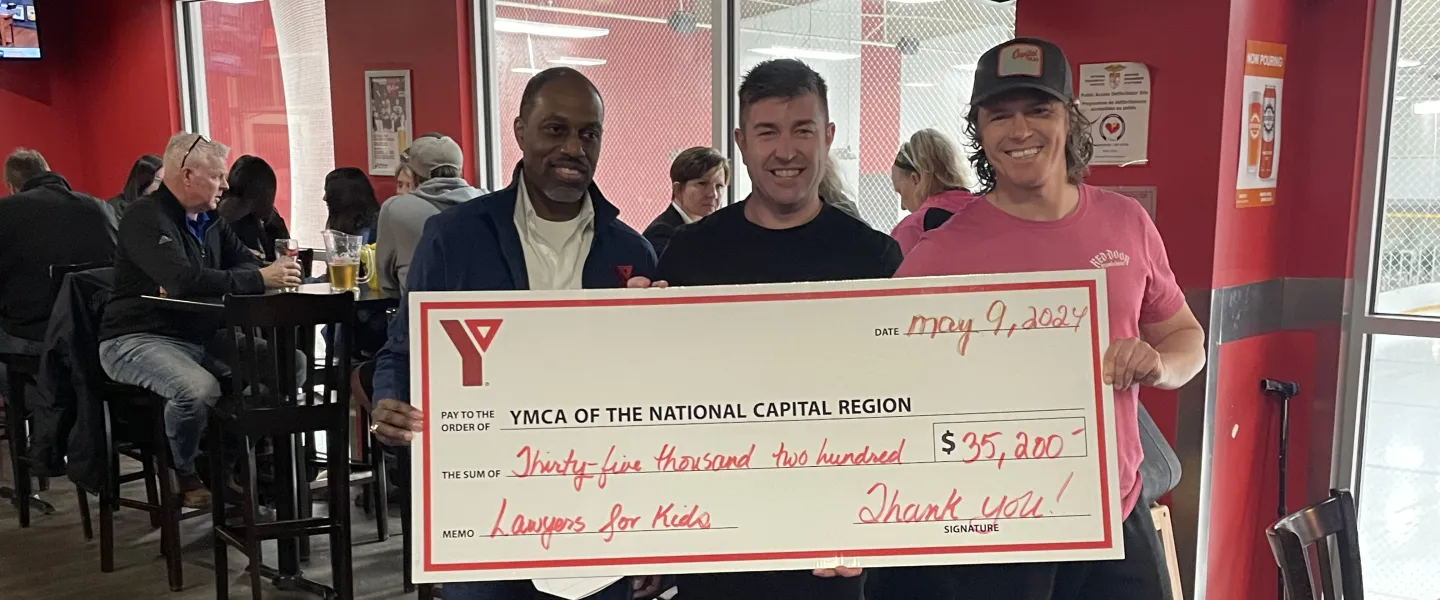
[1090,249,1131,269]
[440,319,503,387]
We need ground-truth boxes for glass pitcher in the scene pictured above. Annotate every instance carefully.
[323,230,373,292]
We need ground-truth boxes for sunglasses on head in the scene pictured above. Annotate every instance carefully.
[180,135,209,169]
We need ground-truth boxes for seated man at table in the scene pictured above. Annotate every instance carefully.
[0,148,118,400]
[367,67,659,600]
[99,132,302,508]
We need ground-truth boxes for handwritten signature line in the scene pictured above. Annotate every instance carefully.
[504,454,1091,480]
[501,408,1086,432]
[850,513,1092,525]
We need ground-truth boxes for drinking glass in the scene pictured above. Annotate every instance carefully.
[274,238,299,292]
[323,230,372,292]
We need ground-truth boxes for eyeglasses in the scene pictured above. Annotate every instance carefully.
[180,135,209,169]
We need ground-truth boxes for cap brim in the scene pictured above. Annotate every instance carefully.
[971,80,1071,110]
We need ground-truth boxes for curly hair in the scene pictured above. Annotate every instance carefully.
[964,100,1093,194]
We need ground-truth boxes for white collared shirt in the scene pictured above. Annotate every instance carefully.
[672,201,698,225]
[514,181,595,290]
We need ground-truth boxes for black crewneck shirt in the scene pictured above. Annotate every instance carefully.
[655,199,901,600]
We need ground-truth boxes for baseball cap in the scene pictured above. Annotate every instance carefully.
[969,37,1074,110]
[408,135,463,178]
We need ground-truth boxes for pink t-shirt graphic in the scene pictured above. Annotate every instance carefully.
[896,184,1185,515]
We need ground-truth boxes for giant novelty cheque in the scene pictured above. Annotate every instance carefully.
[409,271,1124,585]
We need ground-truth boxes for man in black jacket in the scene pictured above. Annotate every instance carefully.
[0,149,118,405]
[98,133,301,508]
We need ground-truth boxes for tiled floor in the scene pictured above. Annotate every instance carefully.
[1357,334,1440,600]
[0,478,418,599]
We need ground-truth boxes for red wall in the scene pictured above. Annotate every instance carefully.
[326,0,476,202]
[0,0,178,196]
[0,59,83,184]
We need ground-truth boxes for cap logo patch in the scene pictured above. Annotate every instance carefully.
[998,43,1043,77]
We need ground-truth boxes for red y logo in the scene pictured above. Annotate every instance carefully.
[440,319,503,387]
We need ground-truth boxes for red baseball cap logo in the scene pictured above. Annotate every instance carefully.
[440,319,502,387]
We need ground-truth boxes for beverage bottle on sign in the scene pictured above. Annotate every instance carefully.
[1246,91,1262,174]
[1260,85,1277,180]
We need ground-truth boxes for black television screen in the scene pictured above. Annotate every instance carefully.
[0,1,39,59]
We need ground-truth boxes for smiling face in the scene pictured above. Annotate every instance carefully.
[735,93,835,210]
[515,77,604,205]
[976,91,1069,192]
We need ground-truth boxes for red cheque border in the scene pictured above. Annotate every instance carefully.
[419,280,1114,572]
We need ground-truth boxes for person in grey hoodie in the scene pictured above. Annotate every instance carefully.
[375,135,485,294]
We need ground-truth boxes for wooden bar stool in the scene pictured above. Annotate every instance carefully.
[210,291,355,600]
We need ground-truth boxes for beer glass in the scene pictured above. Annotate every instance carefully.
[323,230,372,292]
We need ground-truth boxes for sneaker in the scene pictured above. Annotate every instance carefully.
[178,474,212,509]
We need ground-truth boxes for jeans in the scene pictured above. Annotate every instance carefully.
[99,331,306,477]
[865,502,1171,600]
[0,328,44,407]
[442,579,635,600]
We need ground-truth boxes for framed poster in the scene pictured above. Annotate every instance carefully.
[366,70,414,176]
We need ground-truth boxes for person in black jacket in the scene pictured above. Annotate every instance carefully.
[217,155,290,262]
[98,133,301,508]
[0,148,118,402]
[642,146,728,257]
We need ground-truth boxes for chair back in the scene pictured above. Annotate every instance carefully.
[1267,488,1364,600]
[222,293,354,433]
[48,261,112,303]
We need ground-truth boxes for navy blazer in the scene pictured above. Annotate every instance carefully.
[372,171,657,403]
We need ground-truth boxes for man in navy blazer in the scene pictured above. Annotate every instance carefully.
[369,68,657,600]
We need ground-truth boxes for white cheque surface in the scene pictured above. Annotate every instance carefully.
[410,271,1123,583]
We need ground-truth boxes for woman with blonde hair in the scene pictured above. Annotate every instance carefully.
[888,128,972,254]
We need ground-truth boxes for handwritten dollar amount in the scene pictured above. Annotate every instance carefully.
[936,418,1087,468]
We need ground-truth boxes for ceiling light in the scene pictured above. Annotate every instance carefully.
[1398,58,1422,68]
[903,82,936,88]
[495,19,609,38]
[1413,100,1440,115]
[511,67,544,75]
[1396,96,1409,102]
[549,56,608,67]
[953,64,978,72]
[749,47,859,61]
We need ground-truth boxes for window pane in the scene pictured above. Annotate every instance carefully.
[1375,0,1440,315]
[196,0,334,247]
[1357,334,1440,599]
[734,0,1014,231]
[495,0,717,231]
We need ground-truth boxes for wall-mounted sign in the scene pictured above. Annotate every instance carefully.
[366,70,414,177]
[1079,62,1151,166]
[1236,41,1286,208]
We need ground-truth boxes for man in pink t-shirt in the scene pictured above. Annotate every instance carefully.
[868,38,1206,600]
